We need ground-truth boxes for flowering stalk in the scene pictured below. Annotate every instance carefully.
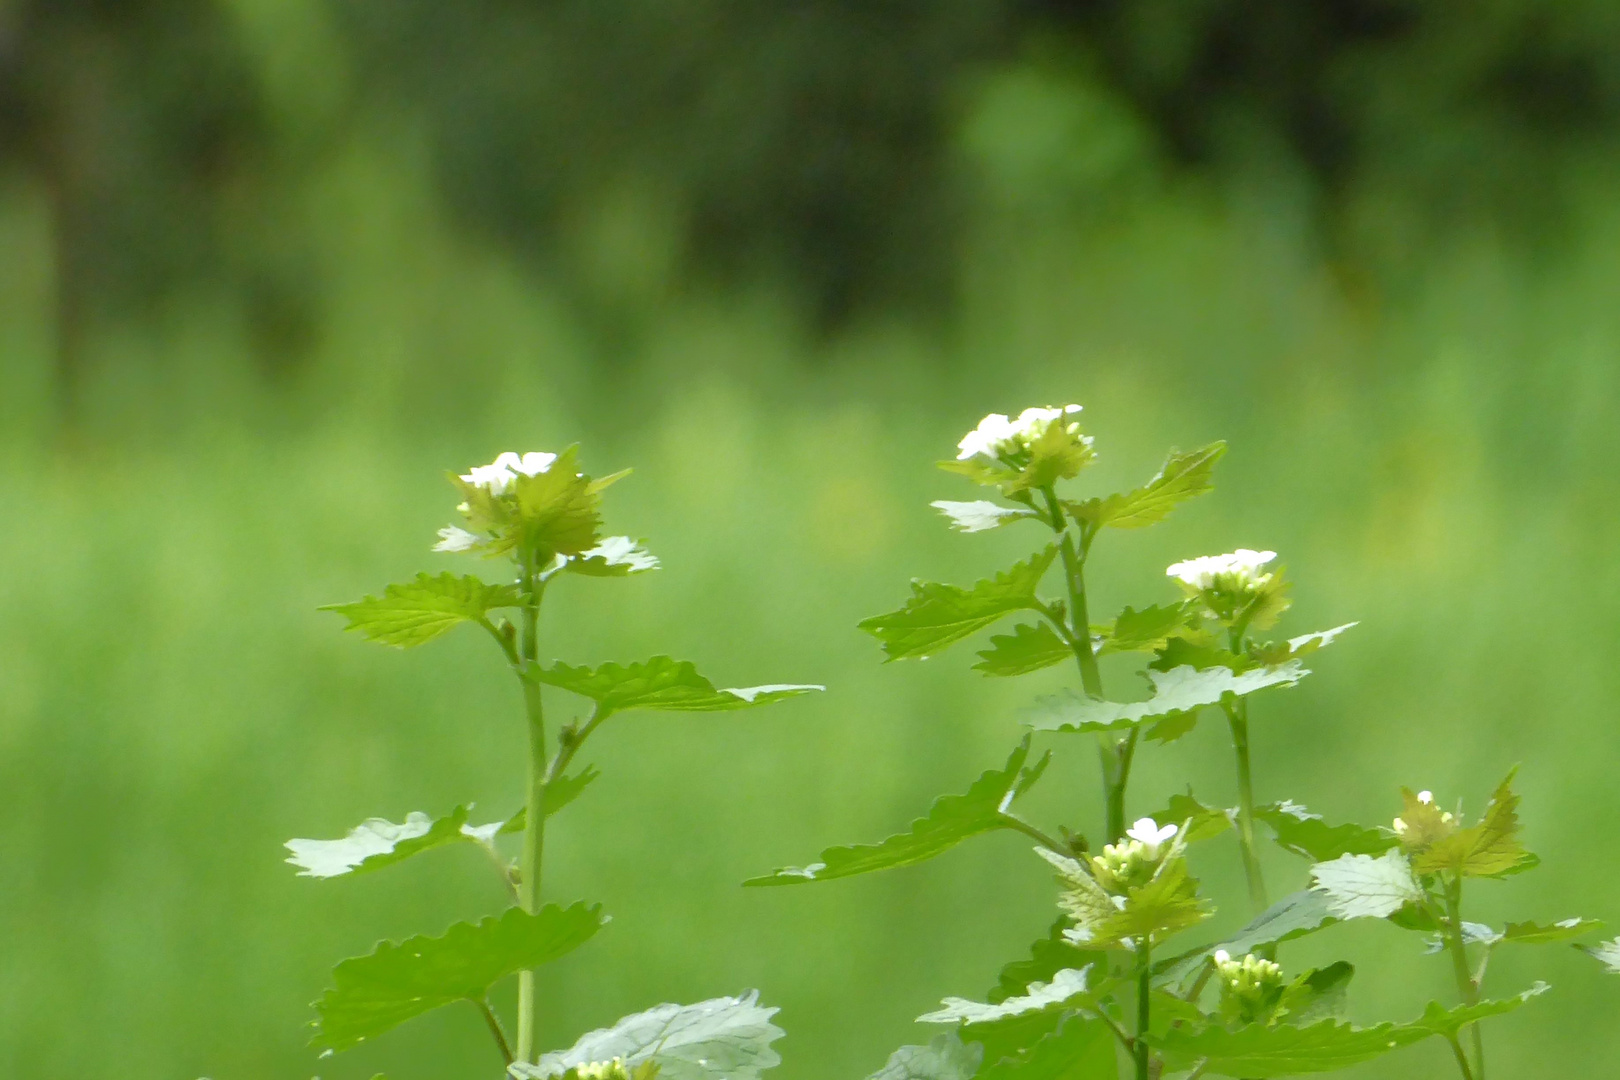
[1443,874,1486,1080]
[517,553,549,1062]
[1134,936,1153,1080]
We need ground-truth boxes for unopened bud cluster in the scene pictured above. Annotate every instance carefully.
[1213,949,1284,1023]
[1091,818,1178,893]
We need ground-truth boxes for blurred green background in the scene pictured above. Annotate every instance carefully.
[3,2,1620,1077]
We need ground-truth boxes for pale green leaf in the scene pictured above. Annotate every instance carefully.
[745,740,1043,886]
[312,903,606,1052]
[533,656,821,718]
[321,572,520,647]
[865,1034,981,1080]
[286,807,473,879]
[1406,982,1549,1037]
[930,501,1039,534]
[513,992,784,1080]
[1042,848,1208,950]
[1148,1018,1425,1076]
[1156,890,1339,987]
[1255,801,1397,862]
[1414,771,1534,878]
[1021,662,1307,735]
[1578,938,1620,973]
[565,536,660,577]
[988,919,1105,1005]
[859,547,1058,661]
[918,968,1095,1026]
[1310,850,1422,920]
[1502,918,1602,945]
[1065,443,1226,530]
[974,623,1070,677]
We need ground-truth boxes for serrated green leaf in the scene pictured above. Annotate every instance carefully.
[564,536,660,576]
[1156,890,1339,986]
[532,656,821,719]
[1255,801,1397,862]
[1310,850,1422,920]
[312,903,606,1052]
[500,766,604,835]
[745,740,1043,886]
[1099,603,1191,655]
[286,807,473,879]
[865,1034,982,1080]
[1249,624,1357,666]
[1021,662,1306,736]
[1148,1017,1425,1076]
[974,623,1071,677]
[1143,792,1233,845]
[976,1015,1116,1079]
[321,572,520,647]
[919,968,1096,1026]
[930,501,1039,534]
[512,992,784,1080]
[1406,982,1549,1037]
[860,547,1058,661]
[1040,848,1209,949]
[1065,443,1226,531]
[988,919,1105,1005]
[510,445,605,558]
[1500,918,1602,945]
[1578,938,1620,972]
[1414,771,1534,878]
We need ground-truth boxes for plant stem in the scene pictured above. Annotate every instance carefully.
[1445,1035,1477,1080]
[516,558,549,1065]
[1040,487,1129,844]
[474,997,515,1066]
[998,813,1071,856]
[1134,937,1153,1080]
[1444,875,1485,1080]
[1225,699,1268,916]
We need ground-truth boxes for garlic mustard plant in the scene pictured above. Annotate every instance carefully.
[292,446,818,1076]
[749,405,1594,1080]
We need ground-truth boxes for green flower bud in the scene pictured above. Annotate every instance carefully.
[1213,950,1285,1024]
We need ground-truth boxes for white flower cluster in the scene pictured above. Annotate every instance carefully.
[1165,549,1277,592]
[956,405,1085,461]
[1091,817,1179,893]
[459,450,558,496]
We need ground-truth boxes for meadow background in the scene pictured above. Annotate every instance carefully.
[3,3,1620,1077]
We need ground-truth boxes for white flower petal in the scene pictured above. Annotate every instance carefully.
[433,525,481,553]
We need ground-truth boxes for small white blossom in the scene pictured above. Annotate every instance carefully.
[1213,949,1231,964]
[1165,549,1277,592]
[1417,790,1434,804]
[956,404,1083,460]
[459,450,559,495]
[433,525,481,553]
[1125,817,1178,858]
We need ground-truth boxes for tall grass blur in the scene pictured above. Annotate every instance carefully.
[3,4,1620,1077]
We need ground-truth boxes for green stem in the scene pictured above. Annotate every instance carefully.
[1445,1035,1477,1080]
[516,559,548,1065]
[1225,700,1268,915]
[1444,875,1485,1080]
[474,997,515,1066]
[1135,937,1153,1080]
[998,813,1070,856]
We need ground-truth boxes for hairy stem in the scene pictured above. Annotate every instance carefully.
[1135,937,1153,1080]
[516,559,549,1064]
[475,997,515,1066]
[1444,876,1485,1079]
[1225,699,1268,915]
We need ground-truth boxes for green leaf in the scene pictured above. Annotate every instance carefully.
[1578,938,1620,973]
[1098,603,1191,655]
[1021,662,1307,737]
[1156,890,1338,987]
[1405,982,1549,1037]
[1065,443,1226,530]
[321,572,520,647]
[1143,791,1233,845]
[1249,623,1357,666]
[865,1034,982,1080]
[513,992,785,1080]
[1148,1017,1426,1076]
[1255,802,1397,862]
[918,967,1096,1026]
[745,740,1044,886]
[1500,918,1602,946]
[1310,850,1422,920]
[1414,771,1534,878]
[976,1015,1116,1079]
[510,445,606,558]
[988,919,1104,1004]
[500,766,605,834]
[1276,962,1356,1025]
[311,903,606,1052]
[1040,849,1209,949]
[974,622,1071,677]
[286,807,474,879]
[532,656,821,719]
[859,547,1059,661]
[565,536,660,576]
[930,500,1039,534]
